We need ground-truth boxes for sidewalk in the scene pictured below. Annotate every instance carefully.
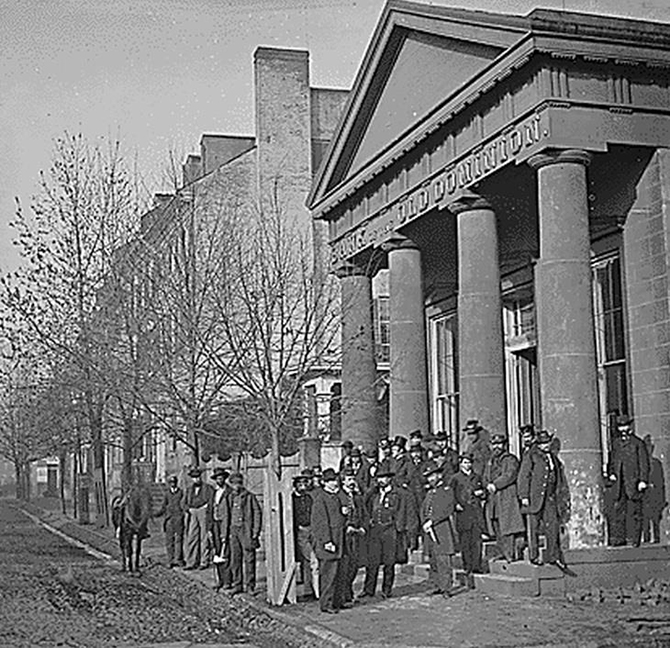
[18,496,670,648]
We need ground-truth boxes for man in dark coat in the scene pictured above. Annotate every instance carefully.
[421,461,458,598]
[389,436,411,487]
[310,468,346,614]
[518,430,569,570]
[292,472,319,599]
[339,440,354,472]
[607,415,650,547]
[429,430,459,482]
[338,469,368,607]
[225,472,262,595]
[183,467,214,570]
[157,475,186,567]
[462,419,491,478]
[450,453,486,587]
[377,438,393,477]
[206,467,231,590]
[348,448,371,494]
[361,467,416,599]
[643,435,667,544]
[483,433,525,562]
[407,444,427,549]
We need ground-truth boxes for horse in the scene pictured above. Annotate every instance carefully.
[111,486,152,574]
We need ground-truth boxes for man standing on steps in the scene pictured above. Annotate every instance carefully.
[156,475,186,568]
[483,433,525,563]
[462,419,491,479]
[310,468,346,614]
[450,453,486,588]
[518,430,570,571]
[607,415,650,547]
[183,467,214,571]
[421,461,458,598]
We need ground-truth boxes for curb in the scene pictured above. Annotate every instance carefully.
[13,500,350,648]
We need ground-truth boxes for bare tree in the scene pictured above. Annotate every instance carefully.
[1,132,145,517]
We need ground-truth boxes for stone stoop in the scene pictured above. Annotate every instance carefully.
[487,559,566,596]
[473,573,538,596]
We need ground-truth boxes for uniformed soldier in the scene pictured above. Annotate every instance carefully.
[483,433,524,562]
[421,461,458,598]
[361,468,406,599]
[450,453,486,587]
[518,430,570,571]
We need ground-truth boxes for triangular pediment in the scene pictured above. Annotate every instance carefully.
[309,0,529,210]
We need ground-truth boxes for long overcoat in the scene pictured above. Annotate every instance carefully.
[420,480,458,555]
[450,470,485,534]
[607,435,650,501]
[482,452,525,537]
[517,446,569,520]
[310,488,346,561]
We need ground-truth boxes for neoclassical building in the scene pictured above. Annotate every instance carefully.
[309,0,670,552]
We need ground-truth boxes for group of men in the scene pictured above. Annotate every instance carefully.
[292,418,579,610]
[156,467,262,595]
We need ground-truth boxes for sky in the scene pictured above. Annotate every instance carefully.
[2,0,670,273]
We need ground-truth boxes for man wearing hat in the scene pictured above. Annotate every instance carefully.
[421,461,458,598]
[292,472,319,600]
[450,453,486,586]
[389,436,411,487]
[409,429,424,448]
[361,466,417,599]
[518,430,569,570]
[206,467,231,590]
[339,440,354,472]
[348,447,371,493]
[183,467,214,570]
[339,468,368,607]
[407,444,427,548]
[156,475,186,567]
[224,472,262,595]
[483,434,525,562]
[606,415,650,547]
[377,438,392,476]
[310,468,346,613]
[519,424,536,459]
[431,431,459,482]
[462,419,491,478]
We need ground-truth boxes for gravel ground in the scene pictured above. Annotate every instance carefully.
[0,501,325,648]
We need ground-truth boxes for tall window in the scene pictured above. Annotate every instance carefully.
[592,252,629,457]
[429,313,459,448]
[373,296,390,365]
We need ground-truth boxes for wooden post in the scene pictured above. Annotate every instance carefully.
[263,463,299,605]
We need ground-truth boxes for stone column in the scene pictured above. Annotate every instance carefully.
[529,148,605,549]
[337,262,378,454]
[450,192,507,444]
[382,236,430,440]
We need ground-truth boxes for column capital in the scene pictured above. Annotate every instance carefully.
[528,148,592,171]
[448,190,493,215]
[333,260,370,279]
[381,234,419,254]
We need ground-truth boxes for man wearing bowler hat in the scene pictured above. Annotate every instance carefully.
[518,430,570,571]
[310,468,346,613]
[183,467,214,570]
[607,415,650,546]
[207,467,231,590]
[225,472,262,595]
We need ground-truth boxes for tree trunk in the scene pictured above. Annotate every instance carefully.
[59,450,68,515]
[14,463,22,500]
[122,420,134,489]
[270,427,281,479]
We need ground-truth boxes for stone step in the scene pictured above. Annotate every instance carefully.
[488,559,564,580]
[474,573,539,597]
